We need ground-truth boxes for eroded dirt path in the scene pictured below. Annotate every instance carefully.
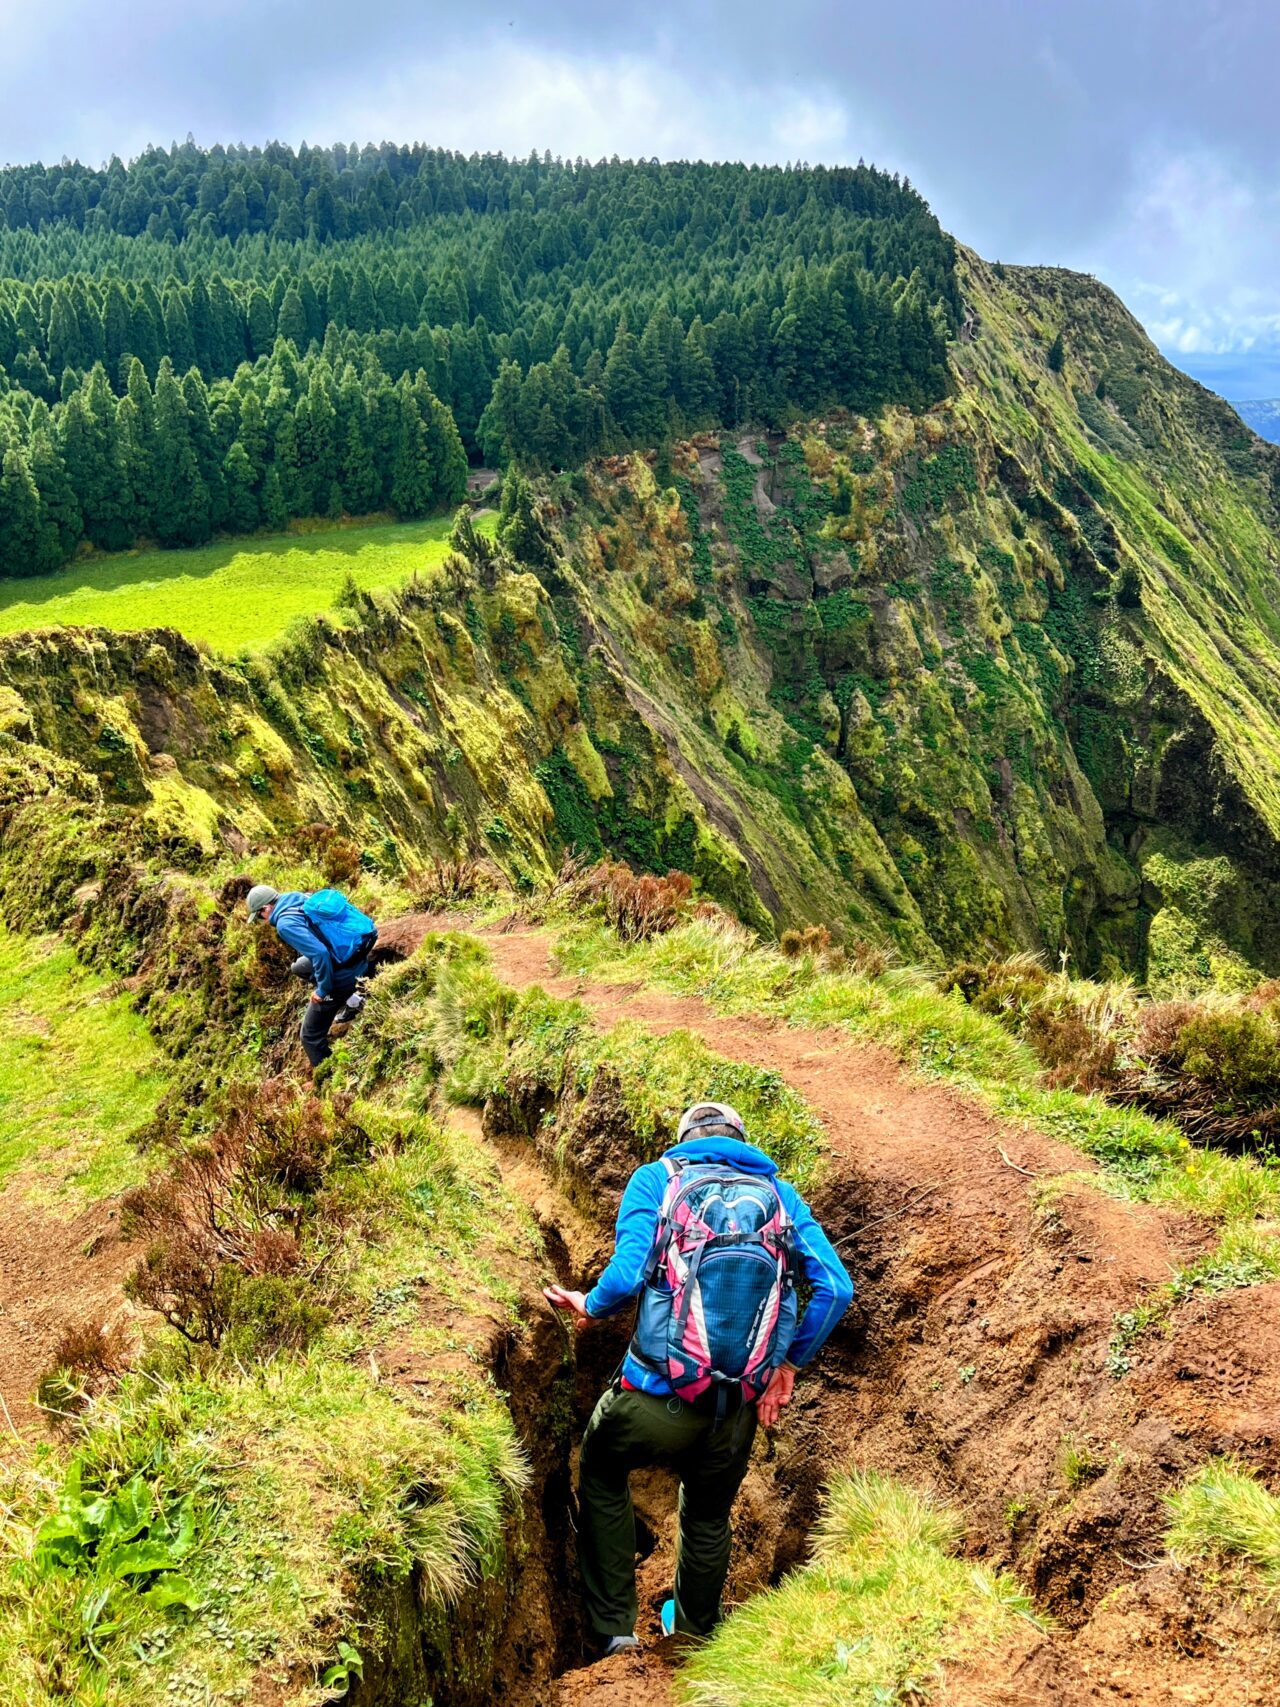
[0,1196,136,1437]
[472,924,1280,1707]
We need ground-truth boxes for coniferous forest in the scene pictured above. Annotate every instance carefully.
[0,142,958,574]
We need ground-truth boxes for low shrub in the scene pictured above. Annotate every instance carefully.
[1168,1010,1280,1100]
[1134,999,1202,1066]
[581,861,695,942]
[404,855,504,911]
[1025,1006,1120,1093]
[121,1082,354,1346]
[781,924,833,959]
[940,954,1050,1019]
[36,1319,133,1420]
[217,1272,331,1361]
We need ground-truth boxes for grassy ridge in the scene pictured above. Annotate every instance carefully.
[0,926,165,1209]
[0,513,494,653]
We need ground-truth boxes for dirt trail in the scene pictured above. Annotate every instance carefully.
[0,1196,137,1437]
[470,925,1280,1707]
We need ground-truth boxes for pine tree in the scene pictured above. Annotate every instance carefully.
[59,367,132,550]
[603,320,647,441]
[222,441,259,533]
[151,360,209,545]
[246,287,276,359]
[260,463,288,531]
[101,280,133,380]
[276,286,308,352]
[163,290,197,374]
[428,393,468,504]
[339,410,380,514]
[389,382,435,517]
[183,371,226,531]
[118,358,158,535]
[0,446,53,576]
[28,424,82,560]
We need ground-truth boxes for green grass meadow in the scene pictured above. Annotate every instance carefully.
[0,512,494,654]
[0,926,166,1208]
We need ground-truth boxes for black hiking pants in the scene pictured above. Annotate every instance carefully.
[577,1383,757,1640]
[299,976,356,1067]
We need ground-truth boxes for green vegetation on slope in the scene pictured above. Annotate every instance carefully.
[0,924,164,1207]
[1166,1459,1280,1596]
[0,512,492,651]
[679,1470,1035,1707]
[2,1075,539,1706]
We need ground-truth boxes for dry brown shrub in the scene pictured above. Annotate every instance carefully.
[289,823,364,886]
[781,924,833,959]
[36,1319,133,1421]
[1135,1000,1204,1067]
[121,1082,354,1343]
[1025,1007,1120,1093]
[405,855,502,911]
[581,861,695,942]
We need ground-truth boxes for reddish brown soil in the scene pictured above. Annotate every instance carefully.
[4,912,1276,1707]
[473,926,1280,1707]
[0,1194,138,1437]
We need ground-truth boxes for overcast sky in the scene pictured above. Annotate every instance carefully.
[2,0,1277,394]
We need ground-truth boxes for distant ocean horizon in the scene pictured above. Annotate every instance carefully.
[1162,350,1280,404]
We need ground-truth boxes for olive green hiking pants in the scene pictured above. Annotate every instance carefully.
[577,1383,757,1639]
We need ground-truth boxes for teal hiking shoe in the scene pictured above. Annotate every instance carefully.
[660,1599,676,1638]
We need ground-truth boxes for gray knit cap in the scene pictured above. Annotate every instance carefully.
[246,883,280,921]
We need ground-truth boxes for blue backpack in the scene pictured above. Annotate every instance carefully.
[299,889,378,970]
[631,1158,798,1409]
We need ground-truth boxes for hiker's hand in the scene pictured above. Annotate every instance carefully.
[309,991,324,1003]
[757,1364,796,1429]
[544,1286,591,1330]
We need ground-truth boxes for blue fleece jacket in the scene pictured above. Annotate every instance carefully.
[269,890,372,1000]
[585,1136,854,1395]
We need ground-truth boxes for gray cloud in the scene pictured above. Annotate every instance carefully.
[1,0,1277,360]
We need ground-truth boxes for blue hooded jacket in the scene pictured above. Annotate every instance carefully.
[269,890,372,1000]
[585,1135,854,1396]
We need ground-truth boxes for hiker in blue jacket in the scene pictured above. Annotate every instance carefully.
[247,883,377,1067]
[545,1101,853,1655]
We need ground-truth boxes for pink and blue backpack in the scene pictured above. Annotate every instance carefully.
[630,1157,798,1409]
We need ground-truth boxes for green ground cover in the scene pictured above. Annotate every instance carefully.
[679,1469,1036,1707]
[0,513,495,654]
[0,926,165,1209]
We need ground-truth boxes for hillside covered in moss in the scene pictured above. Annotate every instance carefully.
[3,251,1280,991]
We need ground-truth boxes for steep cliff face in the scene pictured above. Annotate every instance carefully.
[3,252,1280,987]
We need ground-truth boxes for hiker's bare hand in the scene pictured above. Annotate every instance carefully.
[544,1285,591,1330]
[757,1364,796,1428]
[309,991,324,1003]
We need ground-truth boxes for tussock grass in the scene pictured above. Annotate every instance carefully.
[1166,1459,1280,1594]
[0,1355,529,1705]
[679,1469,1037,1707]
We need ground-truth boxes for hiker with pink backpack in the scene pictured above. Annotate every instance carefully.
[545,1101,854,1655]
